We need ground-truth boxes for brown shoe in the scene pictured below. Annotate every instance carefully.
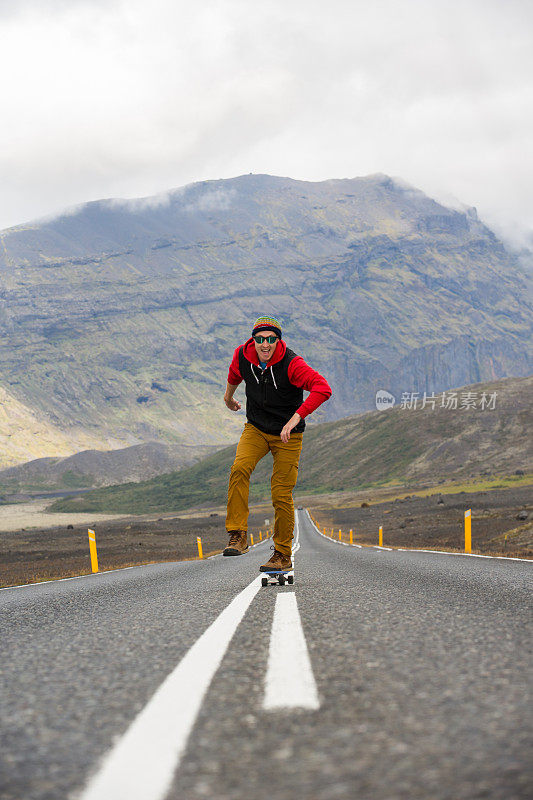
[223,530,248,556]
[259,546,292,571]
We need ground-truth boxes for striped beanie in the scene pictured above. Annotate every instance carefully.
[252,315,282,339]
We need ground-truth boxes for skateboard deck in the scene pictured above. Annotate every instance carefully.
[260,569,294,587]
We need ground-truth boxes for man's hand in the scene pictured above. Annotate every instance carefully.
[280,413,301,443]
[224,394,241,412]
[224,382,241,412]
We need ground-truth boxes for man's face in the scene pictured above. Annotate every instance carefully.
[253,330,279,362]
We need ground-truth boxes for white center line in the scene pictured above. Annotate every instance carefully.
[79,575,261,800]
[263,592,320,711]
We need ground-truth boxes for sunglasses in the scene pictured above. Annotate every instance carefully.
[253,335,278,344]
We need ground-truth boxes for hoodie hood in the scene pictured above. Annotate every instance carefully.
[241,337,286,367]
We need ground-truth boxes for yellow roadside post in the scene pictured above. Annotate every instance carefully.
[259,530,262,541]
[331,527,334,538]
[349,529,353,545]
[338,529,342,541]
[379,526,383,547]
[197,536,203,559]
[464,509,471,553]
[87,529,99,573]
[250,533,254,546]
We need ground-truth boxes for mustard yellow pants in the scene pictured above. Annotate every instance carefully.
[226,422,303,556]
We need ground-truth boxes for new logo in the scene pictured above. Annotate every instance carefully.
[375,390,396,411]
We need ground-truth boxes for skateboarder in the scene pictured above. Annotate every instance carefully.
[223,315,332,571]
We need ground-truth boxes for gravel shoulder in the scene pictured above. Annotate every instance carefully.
[1,485,530,588]
[312,485,532,558]
[0,505,274,587]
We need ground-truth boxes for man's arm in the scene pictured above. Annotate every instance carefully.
[224,381,241,412]
[280,358,331,442]
[287,357,332,418]
[224,346,243,411]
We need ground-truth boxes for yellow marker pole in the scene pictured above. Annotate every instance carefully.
[331,527,334,538]
[197,536,203,559]
[379,526,383,547]
[338,529,342,541]
[259,530,262,541]
[464,509,471,553]
[87,529,99,573]
[349,529,353,545]
[250,533,254,546]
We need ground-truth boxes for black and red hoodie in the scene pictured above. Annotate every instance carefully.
[227,338,332,435]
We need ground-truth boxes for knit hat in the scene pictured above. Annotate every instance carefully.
[252,315,282,339]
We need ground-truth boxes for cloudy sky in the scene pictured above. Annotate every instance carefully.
[1,0,531,246]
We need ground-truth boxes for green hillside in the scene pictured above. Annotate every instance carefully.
[49,375,532,514]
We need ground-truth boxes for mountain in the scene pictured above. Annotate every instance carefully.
[0,441,222,494]
[1,173,531,469]
[0,384,109,469]
[50,375,533,514]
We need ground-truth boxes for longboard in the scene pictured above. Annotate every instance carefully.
[261,569,294,587]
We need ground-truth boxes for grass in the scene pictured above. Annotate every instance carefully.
[394,473,533,498]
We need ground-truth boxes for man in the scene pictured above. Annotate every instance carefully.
[223,315,332,571]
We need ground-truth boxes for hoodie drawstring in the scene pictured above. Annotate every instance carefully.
[270,366,278,390]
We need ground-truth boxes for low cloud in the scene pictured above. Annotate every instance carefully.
[104,188,184,214]
[184,188,237,214]
[0,0,531,248]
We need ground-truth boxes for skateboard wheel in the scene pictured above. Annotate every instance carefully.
[287,574,294,584]
[278,575,285,586]
[261,577,268,587]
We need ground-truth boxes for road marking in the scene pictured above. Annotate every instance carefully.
[0,563,163,591]
[395,547,532,562]
[292,512,301,561]
[263,592,320,711]
[79,575,261,800]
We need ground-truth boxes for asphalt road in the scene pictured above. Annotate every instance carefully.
[1,510,531,800]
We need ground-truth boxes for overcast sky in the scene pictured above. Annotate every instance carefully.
[1,0,532,247]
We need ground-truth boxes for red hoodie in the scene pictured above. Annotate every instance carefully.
[227,338,332,420]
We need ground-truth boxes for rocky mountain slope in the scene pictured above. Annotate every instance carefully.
[50,375,532,514]
[0,441,222,494]
[1,173,531,469]
[0,385,110,469]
